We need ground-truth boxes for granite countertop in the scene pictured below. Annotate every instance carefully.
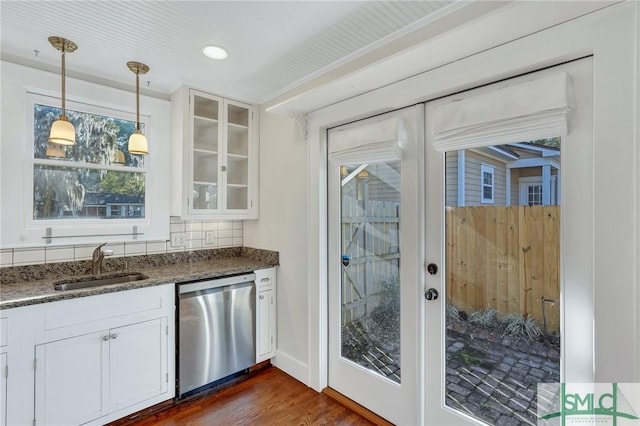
[0,247,278,309]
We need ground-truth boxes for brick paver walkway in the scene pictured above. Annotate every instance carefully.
[446,323,560,426]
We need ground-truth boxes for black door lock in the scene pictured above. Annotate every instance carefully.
[427,263,438,275]
[425,288,439,301]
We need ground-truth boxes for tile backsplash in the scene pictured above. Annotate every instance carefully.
[0,217,243,268]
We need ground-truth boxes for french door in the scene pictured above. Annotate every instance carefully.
[327,58,593,425]
[327,105,424,425]
[424,58,594,424]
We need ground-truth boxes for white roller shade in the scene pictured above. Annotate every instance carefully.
[328,116,406,165]
[432,72,572,151]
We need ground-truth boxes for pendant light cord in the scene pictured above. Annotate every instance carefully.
[61,48,66,117]
[136,71,140,131]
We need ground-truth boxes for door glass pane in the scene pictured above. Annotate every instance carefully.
[444,140,561,425]
[340,162,401,383]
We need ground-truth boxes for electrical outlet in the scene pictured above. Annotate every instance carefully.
[171,233,185,247]
[204,231,216,245]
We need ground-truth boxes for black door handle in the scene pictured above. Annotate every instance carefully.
[425,288,439,301]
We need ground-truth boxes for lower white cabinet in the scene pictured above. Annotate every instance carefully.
[255,268,276,362]
[1,283,175,426]
[34,318,167,426]
[0,352,6,426]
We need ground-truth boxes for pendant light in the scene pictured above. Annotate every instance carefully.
[48,36,78,145]
[127,61,149,155]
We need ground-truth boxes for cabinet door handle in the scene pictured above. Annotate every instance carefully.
[111,333,118,340]
[102,335,110,341]
[259,295,265,300]
[260,277,270,282]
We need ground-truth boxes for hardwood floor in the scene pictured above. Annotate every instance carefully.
[110,366,376,426]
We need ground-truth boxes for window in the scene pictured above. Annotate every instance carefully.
[32,102,146,221]
[480,164,494,203]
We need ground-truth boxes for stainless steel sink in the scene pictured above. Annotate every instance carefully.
[53,272,148,291]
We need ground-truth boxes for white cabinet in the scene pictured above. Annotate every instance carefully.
[0,353,6,426]
[255,268,276,362]
[2,284,175,426]
[34,318,167,426]
[0,317,7,426]
[35,331,107,426]
[171,87,258,219]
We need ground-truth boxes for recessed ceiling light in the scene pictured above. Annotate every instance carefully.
[202,45,228,60]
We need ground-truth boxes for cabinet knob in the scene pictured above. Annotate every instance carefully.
[259,295,265,300]
[221,165,227,172]
[103,335,109,341]
[111,333,118,340]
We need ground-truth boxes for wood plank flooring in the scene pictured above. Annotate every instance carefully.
[109,366,376,426]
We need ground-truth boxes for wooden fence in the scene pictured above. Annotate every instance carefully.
[341,196,400,324]
[446,205,560,333]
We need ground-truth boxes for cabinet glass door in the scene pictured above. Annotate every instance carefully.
[225,102,250,210]
[191,92,221,211]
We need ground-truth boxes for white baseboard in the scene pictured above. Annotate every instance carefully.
[272,350,308,386]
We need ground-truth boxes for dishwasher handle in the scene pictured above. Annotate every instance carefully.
[178,273,256,294]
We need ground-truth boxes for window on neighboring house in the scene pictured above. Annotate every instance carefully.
[480,164,495,203]
[32,102,146,221]
[526,184,543,206]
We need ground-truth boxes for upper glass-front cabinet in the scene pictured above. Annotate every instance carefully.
[178,89,257,218]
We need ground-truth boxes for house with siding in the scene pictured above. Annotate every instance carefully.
[445,142,560,207]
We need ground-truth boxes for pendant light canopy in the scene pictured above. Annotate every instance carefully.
[127,61,149,155]
[48,36,77,146]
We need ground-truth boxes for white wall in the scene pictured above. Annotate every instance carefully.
[243,108,309,382]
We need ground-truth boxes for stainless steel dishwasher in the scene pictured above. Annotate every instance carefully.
[177,273,256,397]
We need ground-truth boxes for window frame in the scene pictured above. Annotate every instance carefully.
[480,164,495,204]
[24,91,153,240]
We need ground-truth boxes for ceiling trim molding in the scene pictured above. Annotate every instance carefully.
[1,53,170,101]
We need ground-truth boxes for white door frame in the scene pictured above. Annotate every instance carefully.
[306,0,639,413]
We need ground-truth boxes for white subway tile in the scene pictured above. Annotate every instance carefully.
[146,241,167,254]
[232,228,243,238]
[233,220,243,230]
[14,248,45,265]
[232,237,243,246]
[217,229,233,239]
[0,250,13,267]
[170,216,184,224]
[203,238,217,248]
[166,245,185,253]
[202,221,218,231]
[74,244,96,261]
[218,238,233,248]
[218,221,233,231]
[185,239,203,250]
[45,247,74,263]
[170,222,186,233]
[186,221,202,232]
[186,231,202,241]
[124,242,146,256]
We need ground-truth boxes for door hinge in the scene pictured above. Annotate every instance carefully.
[271,337,273,344]
[166,373,169,383]
[166,325,169,336]
[33,359,37,370]
[4,364,8,378]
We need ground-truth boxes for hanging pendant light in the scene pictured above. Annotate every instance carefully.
[48,36,78,146]
[127,61,149,155]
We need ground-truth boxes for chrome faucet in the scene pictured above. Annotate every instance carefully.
[91,243,113,275]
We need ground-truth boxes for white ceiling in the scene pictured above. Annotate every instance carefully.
[1,0,460,105]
